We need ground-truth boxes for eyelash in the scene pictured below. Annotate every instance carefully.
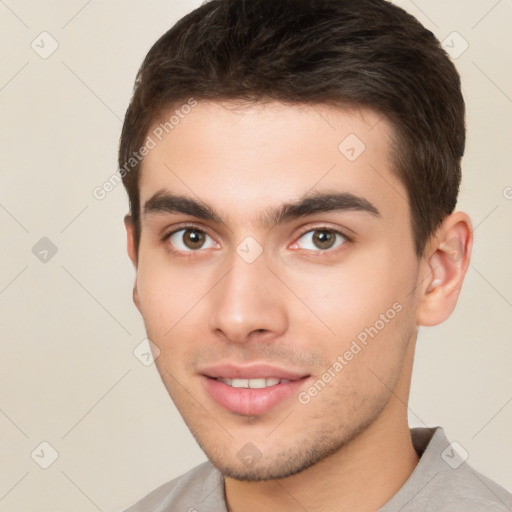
[161,223,352,257]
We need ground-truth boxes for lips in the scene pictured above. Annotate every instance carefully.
[200,363,308,381]
[200,363,311,416]
[217,377,289,388]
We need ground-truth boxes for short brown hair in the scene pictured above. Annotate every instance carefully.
[118,0,465,257]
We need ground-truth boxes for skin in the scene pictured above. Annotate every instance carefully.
[125,100,473,512]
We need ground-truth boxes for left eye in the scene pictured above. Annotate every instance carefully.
[293,229,347,251]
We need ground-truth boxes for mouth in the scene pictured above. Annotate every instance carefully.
[200,363,311,416]
[216,377,291,388]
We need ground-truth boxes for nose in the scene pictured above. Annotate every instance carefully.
[208,247,288,344]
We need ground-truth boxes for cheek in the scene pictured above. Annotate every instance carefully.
[284,250,416,386]
[300,302,415,421]
[288,256,412,339]
[135,251,201,333]
[135,256,211,374]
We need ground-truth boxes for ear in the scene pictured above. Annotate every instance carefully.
[124,215,142,312]
[416,211,473,326]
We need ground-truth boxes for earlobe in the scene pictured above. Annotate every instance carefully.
[133,283,142,312]
[416,212,473,327]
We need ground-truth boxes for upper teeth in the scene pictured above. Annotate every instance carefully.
[217,377,290,388]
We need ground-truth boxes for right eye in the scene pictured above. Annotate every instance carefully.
[165,227,218,253]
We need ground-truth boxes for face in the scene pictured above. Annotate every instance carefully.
[128,101,422,480]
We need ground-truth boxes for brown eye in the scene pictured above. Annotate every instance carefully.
[183,229,205,249]
[312,230,337,250]
[295,228,347,252]
[168,228,216,252]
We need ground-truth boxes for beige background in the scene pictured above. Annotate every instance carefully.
[0,1,511,510]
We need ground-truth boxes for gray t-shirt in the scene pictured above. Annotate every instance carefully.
[124,426,512,511]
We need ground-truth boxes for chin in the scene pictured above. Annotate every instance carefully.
[197,428,361,482]
[211,454,318,482]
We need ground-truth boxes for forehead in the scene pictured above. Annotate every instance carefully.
[139,100,408,226]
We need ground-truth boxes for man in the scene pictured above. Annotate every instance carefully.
[119,0,512,510]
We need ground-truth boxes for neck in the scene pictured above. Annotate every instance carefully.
[224,342,419,512]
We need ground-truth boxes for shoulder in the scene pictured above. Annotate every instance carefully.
[421,464,512,512]
[122,461,225,512]
[381,427,512,512]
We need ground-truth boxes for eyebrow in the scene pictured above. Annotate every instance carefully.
[143,189,381,228]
